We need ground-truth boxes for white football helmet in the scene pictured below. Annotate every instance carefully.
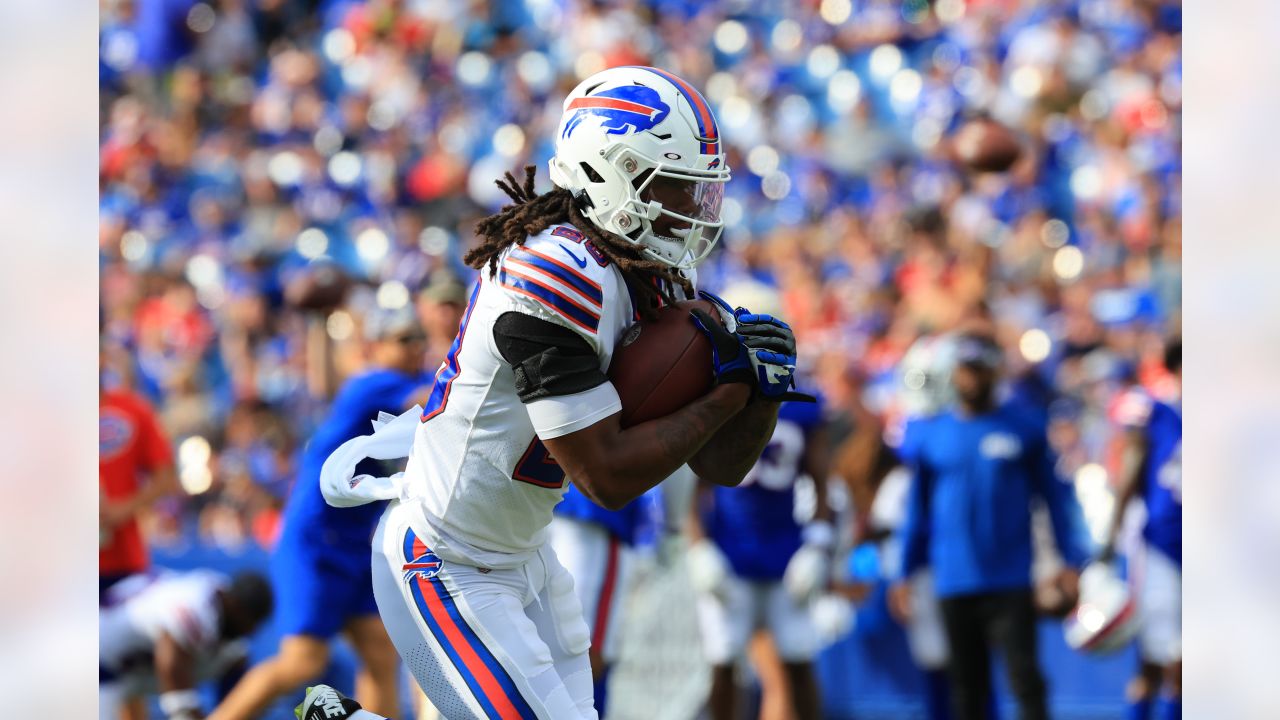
[898,333,959,418]
[549,66,732,269]
[1063,562,1140,655]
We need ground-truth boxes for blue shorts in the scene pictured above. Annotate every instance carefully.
[272,533,378,639]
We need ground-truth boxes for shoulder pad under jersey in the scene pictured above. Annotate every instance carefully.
[492,225,621,340]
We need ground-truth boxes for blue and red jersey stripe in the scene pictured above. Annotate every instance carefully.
[422,282,481,423]
[402,530,537,720]
[498,268,601,333]
[505,247,602,307]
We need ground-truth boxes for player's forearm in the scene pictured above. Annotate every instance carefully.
[684,480,714,542]
[122,465,180,518]
[689,397,780,486]
[156,634,203,718]
[572,384,750,509]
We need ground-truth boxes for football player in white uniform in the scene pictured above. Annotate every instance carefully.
[99,571,273,720]
[320,66,807,720]
[1099,339,1182,720]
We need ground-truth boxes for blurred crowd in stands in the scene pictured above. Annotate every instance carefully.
[99,0,1181,552]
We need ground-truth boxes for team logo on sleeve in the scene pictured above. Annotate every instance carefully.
[99,412,134,458]
[563,86,670,139]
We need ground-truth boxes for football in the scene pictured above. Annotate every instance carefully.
[950,117,1023,173]
[607,299,718,427]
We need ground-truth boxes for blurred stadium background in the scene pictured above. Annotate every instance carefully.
[99,0,1180,717]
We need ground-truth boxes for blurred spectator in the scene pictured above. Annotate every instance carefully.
[100,342,180,600]
[890,330,1091,720]
[415,270,470,371]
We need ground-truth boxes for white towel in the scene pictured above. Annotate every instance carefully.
[320,405,422,508]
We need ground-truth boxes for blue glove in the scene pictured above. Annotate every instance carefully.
[733,310,813,402]
[697,289,737,329]
[690,309,754,388]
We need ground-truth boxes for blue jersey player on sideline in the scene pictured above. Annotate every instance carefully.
[1100,339,1181,720]
[211,306,430,720]
[890,330,1090,720]
[687,391,833,720]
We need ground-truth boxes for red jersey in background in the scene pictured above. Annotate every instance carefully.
[100,388,173,577]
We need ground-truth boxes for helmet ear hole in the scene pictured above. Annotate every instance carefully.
[579,162,605,183]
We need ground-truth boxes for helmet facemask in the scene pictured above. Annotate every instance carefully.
[594,147,727,269]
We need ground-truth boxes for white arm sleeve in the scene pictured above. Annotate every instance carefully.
[525,382,622,440]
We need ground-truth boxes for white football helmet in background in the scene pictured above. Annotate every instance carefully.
[898,333,959,418]
[1063,561,1140,654]
[549,66,732,269]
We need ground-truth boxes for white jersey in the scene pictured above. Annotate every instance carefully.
[401,225,694,569]
[99,571,246,693]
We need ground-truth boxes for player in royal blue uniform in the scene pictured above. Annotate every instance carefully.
[891,331,1090,720]
[688,391,832,720]
[1100,339,1181,720]
[211,307,430,720]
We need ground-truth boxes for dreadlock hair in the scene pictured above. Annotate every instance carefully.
[465,166,693,320]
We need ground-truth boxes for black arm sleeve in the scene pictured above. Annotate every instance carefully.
[493,312,607,403]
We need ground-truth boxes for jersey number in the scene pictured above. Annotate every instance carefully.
[551,225,609,267]
[513,439,566,489]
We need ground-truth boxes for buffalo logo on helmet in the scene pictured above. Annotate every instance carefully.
[563,85,671,140]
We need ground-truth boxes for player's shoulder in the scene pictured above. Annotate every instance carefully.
[343,367,420,399]
[904,411,945,436]
[900,413,938,458]
[491,225,624,337]
[508,224,616,279]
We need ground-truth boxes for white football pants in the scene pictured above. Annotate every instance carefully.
[372,501,597,720]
